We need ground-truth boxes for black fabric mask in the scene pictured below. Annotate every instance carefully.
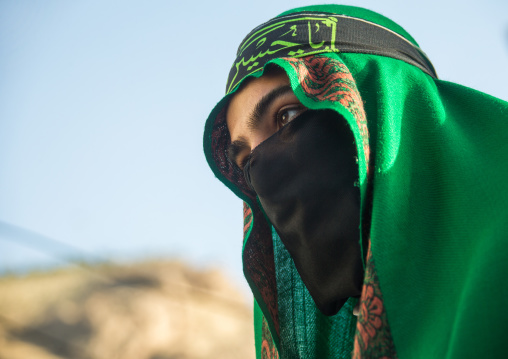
[243,109,364,316]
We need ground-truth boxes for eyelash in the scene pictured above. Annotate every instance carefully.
[240,152,252,170]
[275,105,306,128]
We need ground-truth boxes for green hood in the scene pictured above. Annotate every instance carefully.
[203,5,508,359]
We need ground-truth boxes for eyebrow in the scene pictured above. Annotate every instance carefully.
[247,84,293,130]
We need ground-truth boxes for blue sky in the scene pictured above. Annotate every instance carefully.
[1,0,507,290]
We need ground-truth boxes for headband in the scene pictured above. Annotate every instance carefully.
[226,12,437,94]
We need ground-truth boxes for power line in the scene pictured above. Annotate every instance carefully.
[0,220,98,263]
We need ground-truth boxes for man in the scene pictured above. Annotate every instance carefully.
[203,5,508,359]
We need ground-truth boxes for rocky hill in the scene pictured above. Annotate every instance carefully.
[0,261,254,359]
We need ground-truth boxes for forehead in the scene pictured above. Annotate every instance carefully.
[226,69,290,139]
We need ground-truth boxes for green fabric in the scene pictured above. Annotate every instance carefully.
[346,53,508,358]
[340,51,508,358]
[203,4,508,358]
[254,299,263,359]
[272,227,358,358]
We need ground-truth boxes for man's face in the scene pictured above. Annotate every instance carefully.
[226,68,306,169]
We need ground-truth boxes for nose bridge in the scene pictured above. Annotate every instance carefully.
[251,126,277,151]
[250,137,263,151]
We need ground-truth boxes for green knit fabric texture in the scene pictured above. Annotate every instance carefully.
[203,5,508,358]
[342,51,508,358]
[276,54,508,359]
[272,227,358,358]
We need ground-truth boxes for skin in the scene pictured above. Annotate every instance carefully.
[226,68,307,169]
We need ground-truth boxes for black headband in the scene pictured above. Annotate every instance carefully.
[226,12,437,94]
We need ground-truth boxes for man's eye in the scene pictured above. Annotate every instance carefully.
[277,106,306,127]
[239,152,252,170]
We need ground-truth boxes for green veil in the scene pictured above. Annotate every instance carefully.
[203,5,508,359]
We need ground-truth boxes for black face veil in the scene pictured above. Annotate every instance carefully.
[243,109,364,316]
